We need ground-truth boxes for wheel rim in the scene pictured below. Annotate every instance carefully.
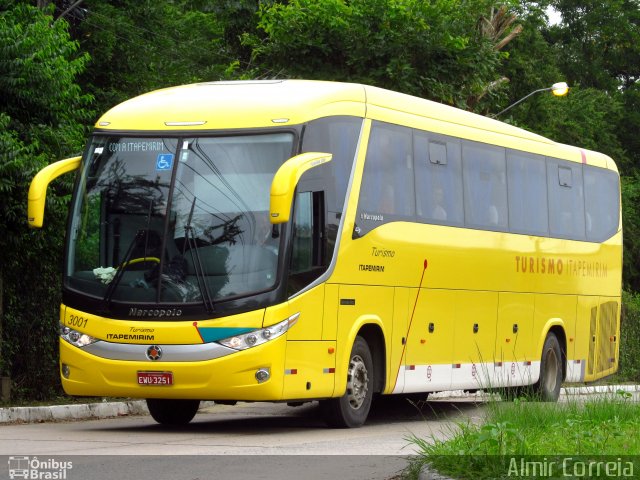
[346,354,369,410]
[543,346,559,393]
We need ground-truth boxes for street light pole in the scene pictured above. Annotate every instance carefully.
[492,82,569,118]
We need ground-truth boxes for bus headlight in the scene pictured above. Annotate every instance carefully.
[218,313,299,351]
[60,323,98,348]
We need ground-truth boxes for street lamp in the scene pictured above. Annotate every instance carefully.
[492,82,569,118]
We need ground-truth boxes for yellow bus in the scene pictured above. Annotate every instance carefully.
[29,80,622,427]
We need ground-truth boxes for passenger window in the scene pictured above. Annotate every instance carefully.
[547,160,586,240]
[507,151,549,236]
[356,122,414,236]
[414,132,463,226]
[584,165,620,242]
[301,116,361,215]
[462,142,508,230]
[301,115,362,255]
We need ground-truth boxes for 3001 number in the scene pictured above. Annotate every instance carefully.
[67,314,89,329]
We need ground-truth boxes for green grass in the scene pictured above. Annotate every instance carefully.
[405,391,640,479]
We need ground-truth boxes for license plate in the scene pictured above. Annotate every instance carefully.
[137,371,173,386]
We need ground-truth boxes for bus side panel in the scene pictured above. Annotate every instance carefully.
[322,283,340,341]
[282,284,338,399]
[335,284,393,397]
[533,294,576,380]
[402,289,454,393]
[571,296,599,382]
[286,284,325,340]
[494,292,535,387]
[283,340,336,399]
[583,296,620,382]
[389,287,410,393]
[451,290,498,390]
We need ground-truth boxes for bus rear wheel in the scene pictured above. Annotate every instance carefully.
[321,336,373,428]
[146,399,200,425]
[533,333,563,401]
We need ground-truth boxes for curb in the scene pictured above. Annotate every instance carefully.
[0,386,637,425]
[0,400,148,424]
[562,384,640,395]
[0,400,218,424]
[426,384,640,401]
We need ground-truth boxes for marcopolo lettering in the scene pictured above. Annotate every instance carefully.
[128,307,182,318]
[360,212,384,222]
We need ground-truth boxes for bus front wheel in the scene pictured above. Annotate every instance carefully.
[321,336,374,428]
[534,332,563,402]
[146,398,200,425]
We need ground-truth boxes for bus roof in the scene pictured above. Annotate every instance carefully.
[95,79,616,170]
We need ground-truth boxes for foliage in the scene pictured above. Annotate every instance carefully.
[547,0,640,92]
[496,3,564,114]
[621,178,640,292]
[619,291,640,380]
[618,83,640,173]
[0,3,92,399]
[244,0,519,112]
[71,0,228,113]
[517,87,627,161]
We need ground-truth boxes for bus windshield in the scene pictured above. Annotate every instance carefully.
[66,132,294,307]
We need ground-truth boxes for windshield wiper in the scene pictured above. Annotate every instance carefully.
[102,229,148,310]
[183,197,215,313]
[102,200,154,311]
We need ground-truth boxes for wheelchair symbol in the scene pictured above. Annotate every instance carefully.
[156,154,174,171]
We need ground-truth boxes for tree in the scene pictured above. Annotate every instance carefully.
[243,0,520,112]
[547,0,640,92]
[0,2,92,399]
[69,0,228,114]
[494,2,565,114]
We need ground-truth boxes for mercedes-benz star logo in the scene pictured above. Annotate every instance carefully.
[146,345,163,361]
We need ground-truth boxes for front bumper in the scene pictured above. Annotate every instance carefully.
[60,335,287,401]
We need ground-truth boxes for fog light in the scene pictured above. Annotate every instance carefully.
[255,368,270,383]
[61,364,71,379]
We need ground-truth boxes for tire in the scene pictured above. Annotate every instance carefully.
[533,333,563,401]
[146,399,200,425]
[321,336,374,428]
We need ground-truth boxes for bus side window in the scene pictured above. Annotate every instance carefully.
[584,165,620,242]
[507,150,549,237]
[356,122,414,235]
[413,132,463,227]
[300,115,361,260]
[547,160,586,240]
[288,190,326,295]
[462,141,508,231]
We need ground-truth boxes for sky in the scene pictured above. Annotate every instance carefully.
[546,6,562,25]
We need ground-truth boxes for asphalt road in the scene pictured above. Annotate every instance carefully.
[0,395,484,480]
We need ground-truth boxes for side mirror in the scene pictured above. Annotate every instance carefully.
[269,152,332,224]
[28,156,81,228]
